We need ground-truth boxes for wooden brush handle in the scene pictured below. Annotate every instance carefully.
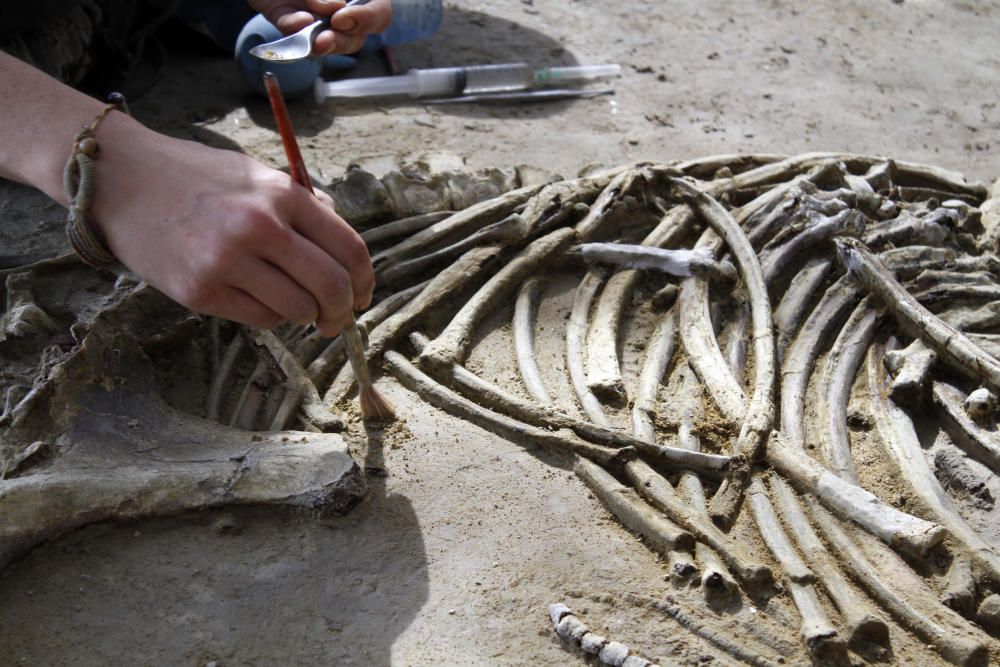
[263,72,314,195]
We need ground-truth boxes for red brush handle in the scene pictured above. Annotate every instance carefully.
[263,72,314,195]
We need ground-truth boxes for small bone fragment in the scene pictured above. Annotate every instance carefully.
[621,656,652,667]
[868,341,1000,584]
[933,381,1000,474]
[622,458,773,588]
[650,283,678,310]
[513,277,551,404]
[419,228,577,374]
[818,302,876,482]
[883,339,937,405]
[770,477,889,647]
[598,641,630,666]
[808,501,988,667]
[360,210,451,246]
[667,549,698,584]
[385,351,626,466]
[206,333,244,422]
[377,213,529,286]
[963,387,996,423]
[408,331,730,473]
[941,552,977,617]
[567,269,612,425]
[765,432,945,558]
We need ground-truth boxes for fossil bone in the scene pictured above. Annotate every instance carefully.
[512,276,552,404]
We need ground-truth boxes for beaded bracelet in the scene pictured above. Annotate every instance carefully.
[63,93,130,267]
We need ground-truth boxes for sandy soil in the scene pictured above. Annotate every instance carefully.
[2,1,1000,666]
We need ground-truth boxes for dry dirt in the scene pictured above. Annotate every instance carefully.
[1,1,1000,666]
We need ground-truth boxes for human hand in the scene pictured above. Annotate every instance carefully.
[248,0,393,55]
[90,114,373,337]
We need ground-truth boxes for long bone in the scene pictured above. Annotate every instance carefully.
[747,477,844,658]
[808,501,989,667]
[581,207,702,401]
[817,301,876,481]
[863,210,950,248]
[868,340,1000,583]
[376,213,530,287]
[566,268,612,425]
[512,276,552,404]
[574,456,695,558]
[370,181,543,270]
[773,257,834,361]
[911,270,997,289]
[205,331,245,422]
[673,363,738,596]
[837,237,1000,394]
[765,432,945,557]
[306,279,428,385]
[250,329,341,432]
[577,244,736,283]
[407,331,730,473]
[939,301,1000,333]
[384,350,627,466]
[631,310,678,443]
[912,284,1000,312]
[760,209,863,287]
[676,152,785,177]
[933,381,1000,474]
[418,228,577,375]
[670,178,776,524]
[780,276,861,447]
[360,210,451,246]
[769,476,889,647]
[323,244,503,407]
[621,457,774,588]
[229,359,271,430]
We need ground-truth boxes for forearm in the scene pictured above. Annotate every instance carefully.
[0,50,125,204]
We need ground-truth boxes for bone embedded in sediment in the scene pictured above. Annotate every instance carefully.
[766,432,945,557]
[418,228,576,375]
[513,276,552,404]
[868,340,1000,584]
[807,500,988,667]
[585,268,637,402]
[630,309,678,442]
[819,301,876,483]
[769,476,889,647]
[941,552,977,617]
[933,381,1000,474]
[567,269,612,425]
[976,594,1000,631]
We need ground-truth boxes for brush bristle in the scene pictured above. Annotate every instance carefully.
[359,386,397,422]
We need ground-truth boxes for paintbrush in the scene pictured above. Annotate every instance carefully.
[263,71,396,422]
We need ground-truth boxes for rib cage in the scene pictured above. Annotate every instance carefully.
[2,152,1000,665]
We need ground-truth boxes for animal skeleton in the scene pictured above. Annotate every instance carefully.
[2,152,1000,665]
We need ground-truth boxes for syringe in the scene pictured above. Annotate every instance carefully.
[313,62,621,102]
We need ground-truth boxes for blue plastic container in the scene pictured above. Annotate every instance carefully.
[235,0,444,98]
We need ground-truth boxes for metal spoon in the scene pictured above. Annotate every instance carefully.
[249,0,372,63]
